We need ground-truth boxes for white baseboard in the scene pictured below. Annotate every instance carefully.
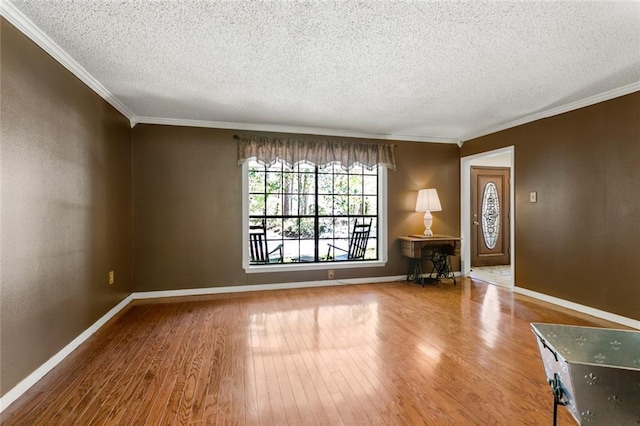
[0,275,402,412]
[0,295,133,413]
[6,278,634,414]
[514,286,640,330]
[132,275,407,300]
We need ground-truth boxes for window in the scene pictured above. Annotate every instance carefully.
[243,160,387,272]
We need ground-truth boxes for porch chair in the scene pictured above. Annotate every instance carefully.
[249,222,283,264]
[326,219,372,261]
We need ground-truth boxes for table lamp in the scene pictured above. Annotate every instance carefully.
[415,188,442,237]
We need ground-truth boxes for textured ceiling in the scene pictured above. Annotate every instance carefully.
[5,0,640,143]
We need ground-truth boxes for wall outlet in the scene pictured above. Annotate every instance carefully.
[529,191,537,203]
[108,270,115,285]
[328,270,334,279]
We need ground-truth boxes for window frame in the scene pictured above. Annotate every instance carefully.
[242,161,388,273]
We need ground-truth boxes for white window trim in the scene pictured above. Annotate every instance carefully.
[242,162,388,273]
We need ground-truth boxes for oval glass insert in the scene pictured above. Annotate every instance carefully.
[481,182,500,249]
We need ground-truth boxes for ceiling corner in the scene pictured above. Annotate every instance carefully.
[1,0,136,122]
[460,82,640,143]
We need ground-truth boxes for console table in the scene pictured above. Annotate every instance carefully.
[399,235,461,285]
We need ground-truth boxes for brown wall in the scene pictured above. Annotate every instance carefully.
[7,4,636,403]
[132,125,460,291]
[0,20,133,396]
[461,92,640,320]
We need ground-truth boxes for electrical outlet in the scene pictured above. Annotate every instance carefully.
[328,270,334,279]
[108,270,115,285]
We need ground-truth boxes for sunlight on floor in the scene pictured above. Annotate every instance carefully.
[470,265,512,288]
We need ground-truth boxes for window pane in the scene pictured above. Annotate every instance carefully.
[299,193,315,215]
[363,175,377,194]
[330,164,344,173]
[318,195,333,215]
[297,163,315,173]
[349,197,363,215]
[248,160,264,171]
[334,217,350,238]
[263,219,283,251]
[317,173,332,194]
[349,174,363,194]
[249,218,265,228]
[368,218,378,237]
[350,164,363,174]
[333,195,348,215]
[363,166,377,175]
[266,171,283,193]
[364,239,377,259]
[246,162,380,266]
[299,218,315,239]
[266,194,282,215]
[249,170,265,193]
[334,174,348,194]
[282,239,299,262]
[265,218,281,234]
[298,239,315,261]
[318,239,331,261]
[318,164,335,174]
[283,218,300,238]
[298,172,315,195]
[282,194,298,216]
[249,194,265,215]
[481,182,500,249]
[318,218,333,238]
[283,172,296,194]
[363,196,377,215]
[328,237,349,260]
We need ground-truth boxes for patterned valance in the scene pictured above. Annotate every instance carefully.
[236,135,396,170]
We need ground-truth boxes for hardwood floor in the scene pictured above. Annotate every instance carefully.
[1,278,624,425]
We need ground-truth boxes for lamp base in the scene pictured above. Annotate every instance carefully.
[423,210,434,237]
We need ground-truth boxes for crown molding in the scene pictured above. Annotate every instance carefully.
[133,116,461,145]
[1,0,136,123]
[461,81,640,143]
[4,0,636,145]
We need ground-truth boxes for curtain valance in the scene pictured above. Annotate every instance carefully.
[236,135,396,171]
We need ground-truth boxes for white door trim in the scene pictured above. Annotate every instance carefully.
[460,146,515,289]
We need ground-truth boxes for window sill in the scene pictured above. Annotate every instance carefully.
[244,259,387,274]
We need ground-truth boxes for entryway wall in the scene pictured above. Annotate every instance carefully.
[460,147,515,288]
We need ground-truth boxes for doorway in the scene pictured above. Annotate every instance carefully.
[471,167,510,266]
[461,147,515,289]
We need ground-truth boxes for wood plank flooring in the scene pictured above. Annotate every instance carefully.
[1,278,626,425]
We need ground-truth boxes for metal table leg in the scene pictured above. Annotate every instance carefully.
[427,247,456,285]
[407,258,424,285]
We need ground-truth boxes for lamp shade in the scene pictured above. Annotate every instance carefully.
[415,188,442,212]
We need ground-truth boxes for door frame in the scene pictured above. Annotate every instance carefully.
[460,146,515,288]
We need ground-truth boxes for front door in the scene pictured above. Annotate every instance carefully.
[471,167,510,267]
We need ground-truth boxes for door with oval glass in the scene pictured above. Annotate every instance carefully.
[471,167,510,267]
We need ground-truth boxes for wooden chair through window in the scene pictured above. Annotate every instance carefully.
[249,222,283,264]
[326,219,372,261]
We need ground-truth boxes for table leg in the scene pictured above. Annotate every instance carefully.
[407,258,424,285]
[428,249,456,285]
